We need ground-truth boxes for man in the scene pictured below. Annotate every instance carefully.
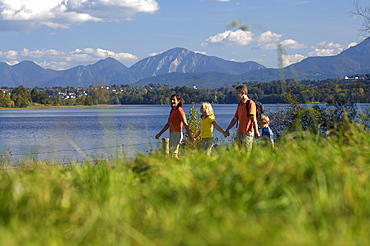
[225,84,260,151]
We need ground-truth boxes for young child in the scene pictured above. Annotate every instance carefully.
[193,102,227,155]
[258,114,275,150]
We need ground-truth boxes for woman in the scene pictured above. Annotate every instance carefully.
[155,94,193,158]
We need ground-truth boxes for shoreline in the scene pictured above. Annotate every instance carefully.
[0,104,124,110]
[1,102,368,111]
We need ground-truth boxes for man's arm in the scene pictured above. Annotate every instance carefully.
[225,117,238,137]
[248,100,260,138]
[252,115,260,138]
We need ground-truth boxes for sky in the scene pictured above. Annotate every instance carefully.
[0,0,367,71]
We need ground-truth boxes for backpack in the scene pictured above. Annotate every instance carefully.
[236,99,264,129]
[246,99,264,123]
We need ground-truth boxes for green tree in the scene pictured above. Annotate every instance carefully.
[91,86,109,104]
[37,92,51,104]
[269,93,321,137]
[31,87,51,104]
[11,85,31,108]
[0,92,14,107]
[30,87,39,102]
[299,90,314,103]
[182,104,200,150]
[76,95,97,105]
[50,95,62,106]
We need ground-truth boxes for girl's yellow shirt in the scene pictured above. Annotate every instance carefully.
[200,115,215,138]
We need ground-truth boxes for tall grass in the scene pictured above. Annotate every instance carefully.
[0,126,369,245]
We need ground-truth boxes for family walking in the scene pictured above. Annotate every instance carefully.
[155,84,274,158]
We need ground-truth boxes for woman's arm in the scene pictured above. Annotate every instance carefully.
[193,128,201,140]
[155,122,170,139]
[180,114,194,141]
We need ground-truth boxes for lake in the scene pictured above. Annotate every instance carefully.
[1,103,368,163]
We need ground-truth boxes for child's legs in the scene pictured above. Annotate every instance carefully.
[201,137,214,155]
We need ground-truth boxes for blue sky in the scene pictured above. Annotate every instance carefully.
[0,0,367,70]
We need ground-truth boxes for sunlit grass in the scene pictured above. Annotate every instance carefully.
[0,126,369,245]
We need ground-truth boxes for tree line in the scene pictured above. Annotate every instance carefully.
[1,74,370,108]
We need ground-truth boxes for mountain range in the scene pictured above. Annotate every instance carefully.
[1,38,370,89]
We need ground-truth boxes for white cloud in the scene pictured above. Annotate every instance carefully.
[202,30,305,51]
[254,31,305,50]
[70,48,138,61]
[20,48,64,58]
[149,52,160,57]
[281,54,306,67]
[281,39,306,49]
[0,47,139,70]
[347,42,357,48]
[201,30,254,47]
[255,31,281,44]
[308,48,337,57]
[4,50,18,59]
[312,41,342,49]
[194,50,207,55]
[0,0,159,32]
[308,41,349,57]
[37,61,70,70]
[253,31,282,50]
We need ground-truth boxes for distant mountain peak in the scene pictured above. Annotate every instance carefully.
[12,60,47,73]
[129,47,265,78]
[93,57,127,67]
[167,47,190,52]
[85,57,129,79]
[339,37,370,57]
[13,60,40,67]
[98,57,120,63]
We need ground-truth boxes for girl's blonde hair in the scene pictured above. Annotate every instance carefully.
[201,102,214,118]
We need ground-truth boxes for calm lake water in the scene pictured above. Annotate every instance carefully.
[1,103,368,163]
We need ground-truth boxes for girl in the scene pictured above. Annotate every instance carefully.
[155,94,193,159]
[194,102,227,155]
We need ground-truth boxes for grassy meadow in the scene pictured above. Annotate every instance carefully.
[0,125,369,245]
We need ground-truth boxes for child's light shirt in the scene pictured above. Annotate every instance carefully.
[200,115,215,138]
[258,126,274,142]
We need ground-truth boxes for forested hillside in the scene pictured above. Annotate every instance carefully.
[1,75,370,108]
